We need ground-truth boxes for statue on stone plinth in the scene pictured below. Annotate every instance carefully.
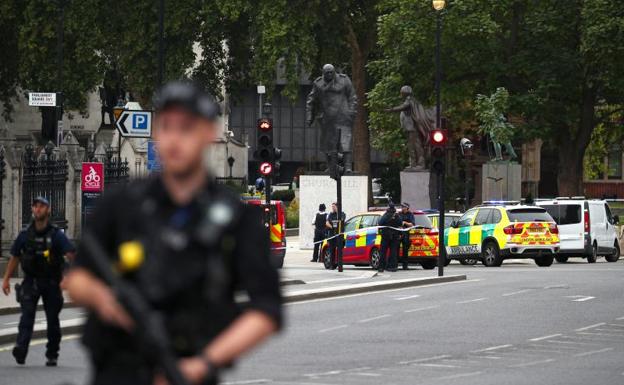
[475,87,518,162]
[384,85,435,171]
[306,64,357,172]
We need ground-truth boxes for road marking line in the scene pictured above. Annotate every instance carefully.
[471,344,512,353]
[546,339,599,346]
[303,370,342,378]
[573,347,614,357]
[576,323,606,332]
[606,323,624,328]
[530,343,577,350]
[400,355,451,365]
[417,363,462,368]
[318,325,347,333]
[433,371,482,381]
[405,305,439,313]
[358,314,391,323]
[350,372,381,377]
[530,334,562,341]
[573,296,595,302]
[457,297,487,304]
[509,358,555,368]
[394,294,421,300]
[502,289,533,297]
[616,316,624,321]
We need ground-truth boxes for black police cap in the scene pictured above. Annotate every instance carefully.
[153,81,221,121]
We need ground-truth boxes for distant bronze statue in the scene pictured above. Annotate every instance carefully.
[475,87,518,161]
[384,85,435,171]
[306,64,357,172]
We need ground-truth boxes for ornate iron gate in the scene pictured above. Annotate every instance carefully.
[103,147,129,187]
[21,144,68,229]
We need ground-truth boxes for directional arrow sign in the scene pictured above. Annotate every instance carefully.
[259,162,273,176]
[116,110,153,138]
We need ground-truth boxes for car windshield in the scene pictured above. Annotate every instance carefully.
[540,204,582,225]
[413,214,433,228]
[508,209,553,222]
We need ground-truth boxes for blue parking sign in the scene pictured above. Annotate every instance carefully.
[147,140,161,172]
[133,113,149,129]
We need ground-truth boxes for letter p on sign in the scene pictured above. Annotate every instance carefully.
[133,113,148,129]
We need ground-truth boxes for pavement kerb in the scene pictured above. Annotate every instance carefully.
[0,274,466,345]
[282,274,467,303]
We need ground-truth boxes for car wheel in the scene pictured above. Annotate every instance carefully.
[587,243,597,263]
[369,247,381,270]
[444,257,451,266]
[555,255,568,263]
[420,260,437,270]
[323,247,336,270]
[460,258,478,266]
[605,242,620,263]
[535,255,554,267]
[482,241,502,267]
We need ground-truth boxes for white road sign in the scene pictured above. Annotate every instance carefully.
[116,110,153,138]
[28,92,57,107]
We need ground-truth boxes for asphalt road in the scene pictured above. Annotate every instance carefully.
[1,259,623,385]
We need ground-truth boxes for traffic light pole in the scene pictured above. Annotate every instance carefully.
[336,169,344,273]
[437,169,445,276]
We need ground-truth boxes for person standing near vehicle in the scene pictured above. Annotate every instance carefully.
[378,204,402,272]
[399,203,416,270]
[64,81,282,385]
[311,203,328,262]
[1,197,75,366]
[326,202,346,268]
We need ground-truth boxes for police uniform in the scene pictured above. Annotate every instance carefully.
[326,210,346,267]
[378,207,402,271]
[312,209,327,262]
[74,177,282,385]
[399,209,416,270]
[10,221,74,363]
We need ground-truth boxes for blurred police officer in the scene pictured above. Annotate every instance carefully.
[399,203,416,270]
[65,81,282,385]
[311,203,327,262]
[2,196,75,366]
[326,202,346,268]
[378,204,402,272]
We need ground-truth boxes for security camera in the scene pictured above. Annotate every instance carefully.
[460,138,473,156]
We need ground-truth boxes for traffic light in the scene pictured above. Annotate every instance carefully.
[430,128,448,174]
[255,118,273,162]
[328,152,345,181]
[273,147,282,176]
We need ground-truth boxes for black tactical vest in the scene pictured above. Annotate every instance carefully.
[21,224,62,278]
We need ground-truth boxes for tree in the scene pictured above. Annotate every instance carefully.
[369,0,624,195]
[0,0,22,121]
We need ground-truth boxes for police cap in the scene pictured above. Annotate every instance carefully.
[153,80,221,121]
[33,196,50,206]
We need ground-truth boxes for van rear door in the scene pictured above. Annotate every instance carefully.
[539,203,583,252]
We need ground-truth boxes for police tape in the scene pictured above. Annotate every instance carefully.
[312,225,432,245]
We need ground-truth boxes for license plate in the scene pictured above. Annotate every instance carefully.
[528,227,544,233]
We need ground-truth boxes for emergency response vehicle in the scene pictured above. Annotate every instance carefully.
[445,203,560,267]
[243,198,287,268]
[321,209,439,270]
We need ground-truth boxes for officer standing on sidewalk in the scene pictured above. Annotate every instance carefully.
[1,196,75,366]
[378,204,402,272]
[326,202,346,268]
[311,203,327,262]
[399,203,416,270]
[65,81,282,385]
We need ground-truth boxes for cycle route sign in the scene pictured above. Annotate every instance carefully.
[81,162,104,192]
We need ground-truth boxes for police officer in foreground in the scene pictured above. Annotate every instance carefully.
[325,202,346,268]
[1,196,75,366]
[399,203,416,270]
[311,203,327,262]
[65,81,282,385]
[378,203,402,272]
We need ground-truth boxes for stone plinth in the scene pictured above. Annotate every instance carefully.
[299,175,368,250]
[482,162,521,202]
[400,171,432,209]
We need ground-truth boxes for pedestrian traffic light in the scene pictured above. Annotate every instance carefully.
[430,129,448,174]
[255,118,273,162]
[273,147,282,176]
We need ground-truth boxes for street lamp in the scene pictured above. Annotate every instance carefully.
[433,0,446,276]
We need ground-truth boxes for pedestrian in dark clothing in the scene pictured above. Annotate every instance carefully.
[2,196,76,366]
[326,203,346,268]
[311,204,327,262]
[399,203,416,270]
[378,204,402,272]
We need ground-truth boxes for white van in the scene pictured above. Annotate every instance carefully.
[536,198,620,263]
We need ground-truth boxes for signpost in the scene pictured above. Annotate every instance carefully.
[115,110,153,138]
[28,92,58,107]
[81,162,104,230]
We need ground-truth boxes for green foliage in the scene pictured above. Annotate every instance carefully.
[474,87,514,143]
[271,189,296,202]
[286,197,300,228]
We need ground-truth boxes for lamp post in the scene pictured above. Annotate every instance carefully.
[433,0,446,276]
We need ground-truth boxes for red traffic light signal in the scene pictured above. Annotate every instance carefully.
[430,129,448,146]
[258,118,272,132]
